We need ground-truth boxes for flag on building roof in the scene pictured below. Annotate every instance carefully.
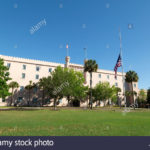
[114,53,122,78]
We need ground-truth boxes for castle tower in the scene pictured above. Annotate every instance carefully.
[65,56,70,68]
[65,44,70,68]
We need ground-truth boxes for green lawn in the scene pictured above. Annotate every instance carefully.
[0,108,150,136]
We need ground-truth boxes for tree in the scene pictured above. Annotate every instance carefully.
[47,67,64,110]
[63,68,76,106]
[93,82,121,107]
[109,85,119,106]
[8,81,19,106]
[125,91,137,97]
[147,88,150,105]
[63,68,88,106]
[137,89,147,107]
[102,82,111,106]
[93,82,105,106]
[38,77,48,106]
[0,58,11,100]
[125,90,137,107]
[25,81,35,106]
[46,66,88,109]
[115,87,121,107]
[125,70,139,108]
[84,59,98,109]
[93,82,110,107]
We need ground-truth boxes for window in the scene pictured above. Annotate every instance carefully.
[115,82,118,87]
[35,74,39,80]
[107,75,110,79]
[20,86,24,91]
[34,87,38,92]
[22,73,25,79]
[99,74,101,78]
[33,98,38,103]
[134,84,136,88]
[36,66,40,71]
[59,99,62,103]
[23,65,26,70]
[7,63,11,68]
[45,99,50,103]
[18,97,23,102]
[2,98,5,102]
[49,68,52,73]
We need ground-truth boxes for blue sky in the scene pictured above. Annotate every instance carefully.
[0,0,149,89]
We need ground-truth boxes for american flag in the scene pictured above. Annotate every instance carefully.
[114,54,122,78]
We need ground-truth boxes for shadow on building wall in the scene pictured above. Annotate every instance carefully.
[6,88,52,107]
[5,89,124,108]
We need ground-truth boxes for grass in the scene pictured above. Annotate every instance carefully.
[0,108,150,136]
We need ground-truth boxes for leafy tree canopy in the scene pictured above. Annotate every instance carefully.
[84,59,98,73]
[45,66,88,109]
[93,82,119,104]
[137,89,147,103]
[147,88,150,104]
[0,58,11,98]
[125,70,139,83]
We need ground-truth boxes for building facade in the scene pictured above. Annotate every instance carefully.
[0,55,139,107]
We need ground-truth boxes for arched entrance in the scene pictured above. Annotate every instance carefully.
[72,99,80,107]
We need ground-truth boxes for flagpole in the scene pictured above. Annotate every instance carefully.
[119,29,126,108]
[84,48,87,60]
[66,44,69,56]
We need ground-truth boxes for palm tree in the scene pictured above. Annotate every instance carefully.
[125,70,139,108]
[84,59,98,109]
[25,80,34,106]
[38,77,48,106]
[8,81,19,106]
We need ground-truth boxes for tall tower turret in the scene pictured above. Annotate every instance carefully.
[65,56,70,68]
[65,44,70,68]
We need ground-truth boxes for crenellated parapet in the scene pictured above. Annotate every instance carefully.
[0,55,64,67]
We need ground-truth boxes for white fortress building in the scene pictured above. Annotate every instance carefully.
[0,55,139,107]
